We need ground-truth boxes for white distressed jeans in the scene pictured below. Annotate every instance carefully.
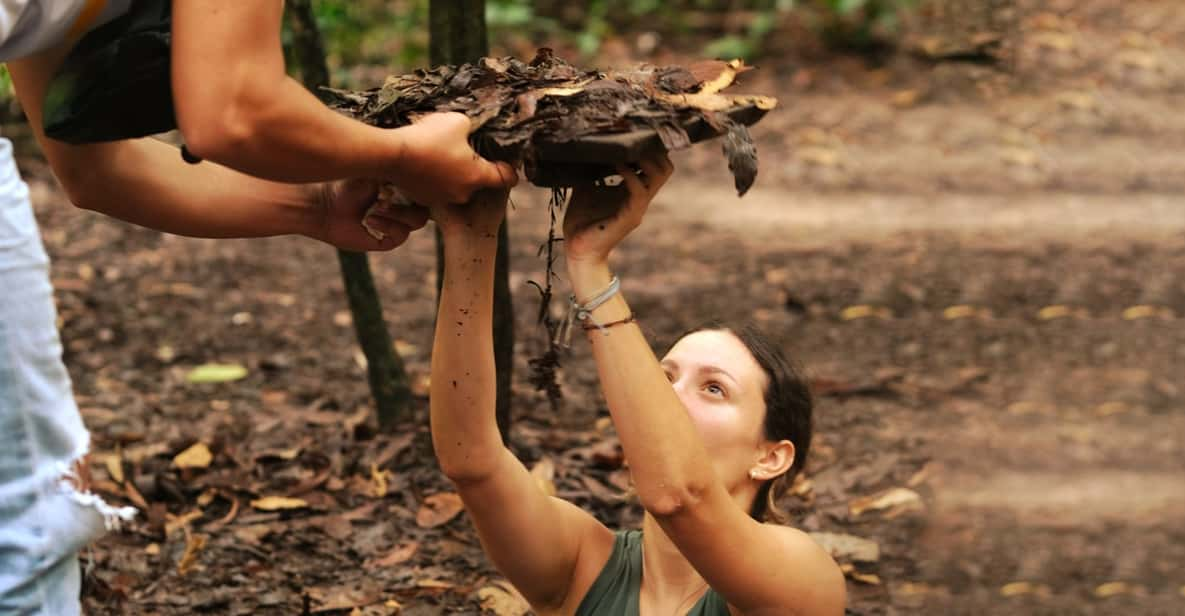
[0,137,134,615]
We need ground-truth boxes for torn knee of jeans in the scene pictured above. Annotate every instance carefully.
[64,453,93,492]
[59,453,137,531]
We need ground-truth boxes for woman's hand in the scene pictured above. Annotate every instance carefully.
[315,179,429,251]
[563,153,673,267]
[430,187,511,242]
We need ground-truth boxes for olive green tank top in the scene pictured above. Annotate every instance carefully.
[575,530,731,616]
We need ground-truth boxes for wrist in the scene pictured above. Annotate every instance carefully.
[294,183,331,242]
[567,259,613,300]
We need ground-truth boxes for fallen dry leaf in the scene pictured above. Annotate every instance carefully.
[1094,581,1144,598]
[942,305,988,320]
[897,582,947,597]
[416,492,465,528]
[173,442,212,469]
[839,563,881,585]
[371,464,392,498]
[232,524,273,546]
[1122,305,1173,320]
[104,451,124,483]
[840,305,891,321]
[891,89,921,108]
[251,496,309,511]
[195,488,217,507]
[177,530,207,575]
[165,509,203,536]
[809,532,880,563]
[1037,305,1071,320]
[477,580,531,616]
[254,447,302,462]
[185,363,247,384]
[906,463,937,488]
[1000,581,1051,597]
[849,487,924,518]
[1094,401,1134,417]
[579,474,622,504]
[365,542,419,569]
[790,475,813,498]
[413,579,455,592]
[306,586,385,613]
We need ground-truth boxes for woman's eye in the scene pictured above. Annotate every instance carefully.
[705,383,725,396]
[664,371,675,383]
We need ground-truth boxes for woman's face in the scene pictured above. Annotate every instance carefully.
[661,329,770,488]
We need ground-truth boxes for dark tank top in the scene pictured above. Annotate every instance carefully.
[575,530,731,616]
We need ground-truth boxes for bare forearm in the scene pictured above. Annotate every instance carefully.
[170,0,402,183]
[50,137,323,240]
[430,233,503,479]
[569,261,716,511]
[182,76,405,183]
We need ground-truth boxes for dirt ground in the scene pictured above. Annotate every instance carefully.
[10,0,1185,614]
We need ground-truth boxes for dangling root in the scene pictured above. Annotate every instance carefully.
[526,187,569,410]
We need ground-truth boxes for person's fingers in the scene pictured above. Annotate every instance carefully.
[475,159,520,190]
[651,155,674,192]
[340,178,380,203]
[614,165,651,225]
[386,204,430,230]
[656,152,674,178]
[638,157,663,188]
[364,227,409,251]
[360,214,399,239]
[616,164,645,196]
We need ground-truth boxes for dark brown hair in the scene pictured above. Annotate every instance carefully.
[672,322,813,522]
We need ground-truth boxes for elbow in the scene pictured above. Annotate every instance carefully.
[178,106,257,163]
[175,89,265,163]
[54,161,104,213]
[432,439,499,486]
[637,481,710,519]
[437,459,490,486]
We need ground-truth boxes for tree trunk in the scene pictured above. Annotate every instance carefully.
[429,0,515,441]
[287,0,413,427]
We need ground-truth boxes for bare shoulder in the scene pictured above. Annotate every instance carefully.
[758,524,847,614]
[553,498,617,613]
[763,525,832,559]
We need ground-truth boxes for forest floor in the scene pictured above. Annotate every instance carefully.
[10,0,1184,614]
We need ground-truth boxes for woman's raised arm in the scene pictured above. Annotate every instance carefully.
[429,191,612,612]
[563,156,845,615]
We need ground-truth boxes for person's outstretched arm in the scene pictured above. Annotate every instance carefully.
[563,156,846,615]
[171,1,515,204]
[7,49,424,250]
[429,191,612,612]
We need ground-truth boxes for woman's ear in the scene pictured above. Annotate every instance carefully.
[749,439,795,482]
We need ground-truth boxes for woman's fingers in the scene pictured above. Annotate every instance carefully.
[616,164,645,194]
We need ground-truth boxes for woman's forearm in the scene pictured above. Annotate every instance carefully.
[569,260,717,515]
[430,231,504,481]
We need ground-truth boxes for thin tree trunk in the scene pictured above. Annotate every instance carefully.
[287,0,412,427]
[430,0,515,441]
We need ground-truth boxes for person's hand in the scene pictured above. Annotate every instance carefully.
[390,113,518,207]
[563,153,673,266]
[430,187,511,242]
[313,179,428,251]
